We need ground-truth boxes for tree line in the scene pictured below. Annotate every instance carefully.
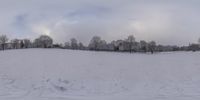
[0,34,200,53]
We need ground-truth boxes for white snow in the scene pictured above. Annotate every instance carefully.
[0,49,200,100]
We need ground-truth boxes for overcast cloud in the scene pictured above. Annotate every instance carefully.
[0,0,200,45]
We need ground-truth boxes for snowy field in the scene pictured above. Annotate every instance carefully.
[0,49,200,100]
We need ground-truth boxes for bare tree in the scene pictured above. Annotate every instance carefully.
[98,40,107,50]
[34,38,40,48]
[148,41,156,54]
[11,39,20,49]
[88,36,101,50]
[188,43,200,52]
[34,35,53,48]
[64,42,71,49]
[126,35,135,53]
[23,39,31,48]
[70,38,78,49]
[78,42,85,50]
[0,35,8,50]
[140,40,148,52]
[20,40,24,48]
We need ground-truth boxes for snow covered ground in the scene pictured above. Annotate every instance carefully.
[0,49,200,100]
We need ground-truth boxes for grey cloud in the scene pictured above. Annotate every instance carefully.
[0,0,200,45]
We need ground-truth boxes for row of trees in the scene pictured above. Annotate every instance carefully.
[61,35,200,53]
[0,34,200,53]
[0,35,53,50]
[87,35,200,53]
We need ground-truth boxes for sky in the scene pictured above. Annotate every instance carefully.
[0,0,200,45]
